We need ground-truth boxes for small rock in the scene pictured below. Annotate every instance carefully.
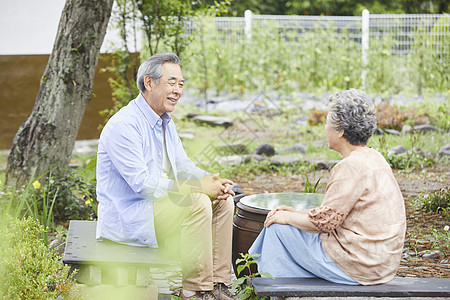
[279,144,307,154]
[293,117,308,125]
[216,142,248,154]
[178,133,194,140]
[270,155,304,166]
[254,143,275,157]
[390,145,407,155]
[305,158,339,170]
[384,129,401,135]
[422,250,444,259]
[185,112,200,119]
[49,239,65,257]
[408,147,425,157]
[373,128,385,135]
[242,154,269,163]
[193,115,233,128]
[402,124,413,134]
[423,150,435,158]
[413,124,438,133]
[216,155,243,166]
[438,143,450,158]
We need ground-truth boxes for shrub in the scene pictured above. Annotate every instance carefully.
[418,187,450,214]
[34,170,97,222]
[0,217,77,299]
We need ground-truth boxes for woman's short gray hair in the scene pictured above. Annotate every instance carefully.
[136,52,180,92]
[326,89,377,145]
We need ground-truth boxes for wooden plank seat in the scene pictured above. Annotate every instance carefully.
[62,220,176,287]
[252,277,450,299]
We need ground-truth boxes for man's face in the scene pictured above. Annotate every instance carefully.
[145,62,184,116]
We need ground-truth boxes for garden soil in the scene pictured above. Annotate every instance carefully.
[233,164,450,279]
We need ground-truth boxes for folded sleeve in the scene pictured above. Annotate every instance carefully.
[308,206,348,232]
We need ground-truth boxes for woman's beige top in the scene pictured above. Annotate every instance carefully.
[308,147,406,285]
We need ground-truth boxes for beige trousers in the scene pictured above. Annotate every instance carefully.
[154,193,234,291]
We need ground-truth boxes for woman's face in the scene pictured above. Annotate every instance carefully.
[325,115,343,151]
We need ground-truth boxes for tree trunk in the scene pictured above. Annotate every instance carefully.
[5,0,114,187]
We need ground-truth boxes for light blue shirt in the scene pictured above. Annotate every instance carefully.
[96,94,208,247]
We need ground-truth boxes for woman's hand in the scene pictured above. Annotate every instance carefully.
[264,210,292,227]
[264,205,295,227]
[266,205,295,219]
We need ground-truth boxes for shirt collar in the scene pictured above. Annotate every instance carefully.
[135,93,172,128]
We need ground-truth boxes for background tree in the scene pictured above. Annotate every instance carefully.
[101,0,230,124]
[5,0,114,187]
[215,0,448,16]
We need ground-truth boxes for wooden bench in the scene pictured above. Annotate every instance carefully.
[252,277,450,299]
[62,220,179,294]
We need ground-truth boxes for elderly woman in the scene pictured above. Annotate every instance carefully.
[249,89,406,285]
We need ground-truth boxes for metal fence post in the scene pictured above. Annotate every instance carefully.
[361,9,370,88]
[245,9,252,40]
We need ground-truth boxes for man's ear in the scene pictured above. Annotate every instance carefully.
[144,75,152,91]
[338,130,345,138]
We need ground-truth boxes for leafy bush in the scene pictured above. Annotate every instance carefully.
[0,217,77,299]
[418,187,450,214]
[232,253,272,300]
[384,151,434,170]
[33,170,97,222]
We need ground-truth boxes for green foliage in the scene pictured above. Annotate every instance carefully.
[42,170,97,222]
[303,168,325,193]
[211,0,449,16]
[231,253,272,300]
[182,17,447,97]
[376,133,436,170]
[418,187,450,214]
[0,217,77,299]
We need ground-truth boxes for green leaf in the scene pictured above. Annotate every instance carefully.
[258,272,274,279]
[237,264,246,275]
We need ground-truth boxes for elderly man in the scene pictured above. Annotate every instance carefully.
[96,52,235,300]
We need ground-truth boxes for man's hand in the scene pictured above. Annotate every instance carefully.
[202,173,235,204]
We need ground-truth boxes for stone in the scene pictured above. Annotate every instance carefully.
[270,155,304,166]
[279,144,307,154]
[384,128,401,135]
[305,158,339,170]
[389,145,407,155]
[215,142,248,154]
[413,124,438,133]
[422,250,444,259]
[185,112,200,119]
[402,124,413,134]
[293,117,308,125]
[254,143,275,157]
[178,133,194,140]
[373,127,385,135]
[242,154,269,163]
[192,115,233,128]
[216,155,243,166]
[438,143,450,157]
[423,150,435,158]
[49,239,65,257]
[408,147,425,157]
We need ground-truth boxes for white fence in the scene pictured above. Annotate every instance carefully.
[201,11,449,56]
